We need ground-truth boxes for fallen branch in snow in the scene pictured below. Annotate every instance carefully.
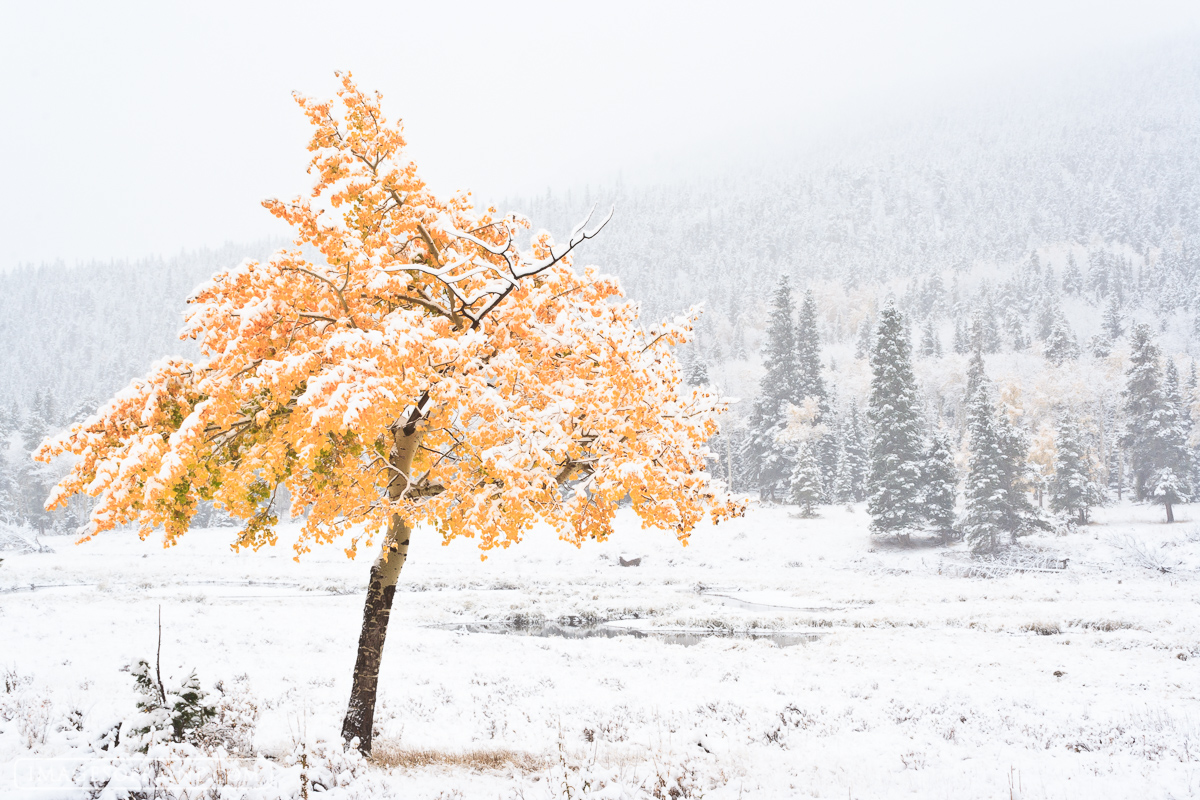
[1107,533,1182,574]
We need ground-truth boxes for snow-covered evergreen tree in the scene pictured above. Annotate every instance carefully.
[962,379,1009,553]
[1005,310,1028,351]
[1089,333,1113,358]
[1049,411,1104,525]
[789,442,823,518]
[923,432,958,539]
[952,316,970,355]
[1188,363,1200,497]
[1034,295,1059,341]
[854,319,873,361]
[867,303,925,538]
[994,403,1046,540]
[1062,253,1083,295]
[1102,296,1125,341]
[1151,468,1184,523]
[1121,324,1186,500]
[833,406,869,503]
[919,317,941,357]
[796,290,828,414]
[1044,317,1081,365]
[742,277,803,499]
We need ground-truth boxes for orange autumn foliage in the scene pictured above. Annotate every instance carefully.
[37,73,742,559]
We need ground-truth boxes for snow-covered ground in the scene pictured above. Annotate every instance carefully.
[2,501,1198,798]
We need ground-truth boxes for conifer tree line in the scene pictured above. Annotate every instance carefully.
[715,274,1199,551]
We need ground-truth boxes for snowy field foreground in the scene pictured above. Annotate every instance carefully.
[2,502,1199,799]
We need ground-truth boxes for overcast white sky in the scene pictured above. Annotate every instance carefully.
[1,1,1197,271]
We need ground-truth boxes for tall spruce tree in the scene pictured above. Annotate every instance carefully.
[1102,296,1125,341]
[1049,412,1104,525]
[1062,253,1083,295]
[919,318,941,358]
[952,316,970,355]
[994,402,1046,540]
[962,363,1044,552]
[1122,324,1174,500]
[742,277,803,499]
[854,319,873,361]
[962,378,1008,553]
[1188,363,1200,497]
[923,432,958,540]
[867,303,925,538]
[1154,359,1193,521]
[1004,310,1028,351]
[795,290,828,413]
[836,406,869,503]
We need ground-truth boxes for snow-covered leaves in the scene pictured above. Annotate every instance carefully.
[37,74,742,559]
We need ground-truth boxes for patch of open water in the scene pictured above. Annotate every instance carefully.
[430,620,828,647]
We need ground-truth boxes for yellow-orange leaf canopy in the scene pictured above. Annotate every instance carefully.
[38,73,742,560]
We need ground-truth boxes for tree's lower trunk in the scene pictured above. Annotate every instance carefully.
[341,422,422,754]
[1165,501,1174,523]
[341,514,411,753]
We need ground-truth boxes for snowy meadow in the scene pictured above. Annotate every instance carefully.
[2,501,1197,798]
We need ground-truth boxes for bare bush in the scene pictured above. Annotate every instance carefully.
[1109,534,1182,574]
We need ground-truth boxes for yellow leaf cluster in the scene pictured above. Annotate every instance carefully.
[38,73,743,558]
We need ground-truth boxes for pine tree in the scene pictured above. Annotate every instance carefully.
[1004,310,1028,351]
[1035,296,1059,340]
[1151,468,1184,523]
[0,453,17,528]
[1122,324,1175,500]
[867,303,925,538]
[952,316,970,355]
[1062,252,1083,295]
[742,277,803,499]
[962,367,1044,552]
[962,381,1008,553]
[789,442,823,518]
[795,289,828,414]
[1188,363,1200,498]
[923,432,958,539]
[919,318,941,358]
[1049,411,1103,525]
[994,405,1044,540]
[731,318,747,361]
[964,346,987,408]
[1160,359,1192,510]
[854,318,873,361]
[1044,317,1080,366]
[685,356,710,386]
[1102,296,1125,341]
[1089,334,1112,358]
[838,406,869,502]
[976,302,1001,354]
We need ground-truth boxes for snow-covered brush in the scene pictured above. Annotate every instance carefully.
[1108,533,1183,574]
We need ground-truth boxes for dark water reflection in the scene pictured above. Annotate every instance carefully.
[431,620,826,647]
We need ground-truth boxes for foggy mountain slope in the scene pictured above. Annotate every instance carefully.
[0,241,277,417]
[510,46,1200,322]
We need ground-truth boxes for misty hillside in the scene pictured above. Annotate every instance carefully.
[516,47,1200,325]
[0,241,278,417]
